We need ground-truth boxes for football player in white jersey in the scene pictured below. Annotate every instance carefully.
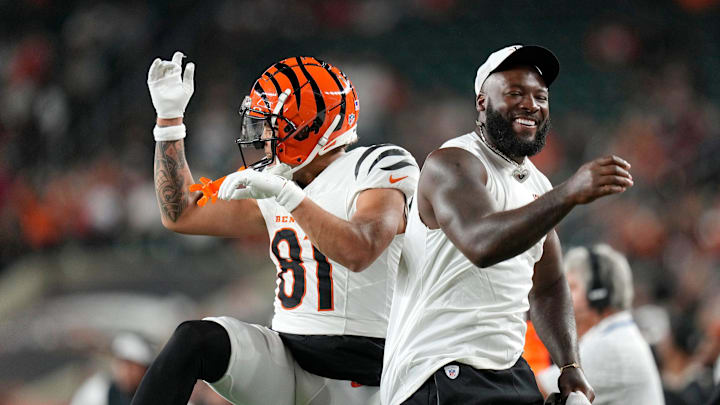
[382,45,634,405]
[134,52,418,405]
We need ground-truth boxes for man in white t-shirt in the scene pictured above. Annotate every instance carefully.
[382,44,635,405]
[537,244,665,404]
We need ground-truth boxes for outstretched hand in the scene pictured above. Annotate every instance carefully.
[560,155,633,205]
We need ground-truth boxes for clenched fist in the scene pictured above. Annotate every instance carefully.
[559,155,633,205]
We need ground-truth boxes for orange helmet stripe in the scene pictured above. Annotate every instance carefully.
[294,56,325,134]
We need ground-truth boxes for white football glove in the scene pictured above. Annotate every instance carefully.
[218,169,306,212]
[263,161,293,179]
[148,51,195,141]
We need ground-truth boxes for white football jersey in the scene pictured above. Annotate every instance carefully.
[382,132,553,405]
[256,144,418,338]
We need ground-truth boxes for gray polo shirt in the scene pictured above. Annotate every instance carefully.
[537,311,664,405]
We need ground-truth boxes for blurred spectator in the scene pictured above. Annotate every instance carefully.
[70,333,153,405]
[536,244,664,404]
[708,388,720,405]
[659,312,716,404]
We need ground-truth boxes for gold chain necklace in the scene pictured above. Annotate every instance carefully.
[476,125,530,183]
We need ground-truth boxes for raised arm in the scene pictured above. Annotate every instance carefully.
[149,52,265,238]
[419,147,632,268]
[153,131,265,237]
[529,231,594,401]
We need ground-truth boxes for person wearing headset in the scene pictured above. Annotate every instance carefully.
[536,244,664,405]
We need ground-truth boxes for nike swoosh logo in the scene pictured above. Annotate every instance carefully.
[389,175,408,184]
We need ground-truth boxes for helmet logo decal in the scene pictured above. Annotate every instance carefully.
[348,113,355,125]
[253,81,271,110]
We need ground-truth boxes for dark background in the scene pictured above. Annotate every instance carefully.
[0,0,719,403]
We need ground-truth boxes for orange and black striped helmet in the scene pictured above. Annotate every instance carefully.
[237,56,359,170]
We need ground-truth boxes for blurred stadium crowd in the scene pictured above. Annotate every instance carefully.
[1,0,720,404]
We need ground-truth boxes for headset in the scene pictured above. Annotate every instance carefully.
[586,248,613,312]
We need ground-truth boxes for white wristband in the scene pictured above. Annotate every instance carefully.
[153,124,186,141]
[276,181,306,212]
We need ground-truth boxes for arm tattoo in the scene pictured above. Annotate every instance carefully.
[154,141,189,222]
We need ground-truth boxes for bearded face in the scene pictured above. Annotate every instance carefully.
[484,99,551,159]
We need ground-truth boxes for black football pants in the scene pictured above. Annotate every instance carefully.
[402,358,544,405]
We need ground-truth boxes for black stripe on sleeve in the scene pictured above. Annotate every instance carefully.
[380,160,415,171]
[354,143,390,179]
[273,62,302,107]
[367,148,409,174]
[295,57,325,134]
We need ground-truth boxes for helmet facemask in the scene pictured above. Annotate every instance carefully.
[236,91,296,170]
[236,91,338,173]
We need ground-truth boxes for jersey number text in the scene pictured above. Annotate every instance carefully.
[271,229,334,311]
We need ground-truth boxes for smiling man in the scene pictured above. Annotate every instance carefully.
[381,45,635,405]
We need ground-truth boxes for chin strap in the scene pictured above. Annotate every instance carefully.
[288,115,341,175]
[319,126,357,156]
